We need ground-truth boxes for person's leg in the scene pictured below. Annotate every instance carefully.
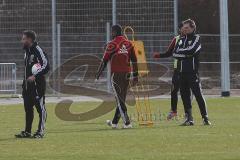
[111,73,131,125]
[180,74,193,122]
[23,81,36,134]
[23,92,34,133]
[34,78,47,136]
[15,81,35,138]
[167,85,179,120]
[112,108,121,125]
[171,71,180,112]
[167,71,180,120]
[190,74,208,119]
[34,96,47,135]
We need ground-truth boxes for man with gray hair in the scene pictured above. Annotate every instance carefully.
[173,19,211,126]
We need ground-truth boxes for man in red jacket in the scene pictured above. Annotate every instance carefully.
[96,24,138,129]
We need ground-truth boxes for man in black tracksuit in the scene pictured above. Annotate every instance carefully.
[173,19,211,126]
[15,30,50,138]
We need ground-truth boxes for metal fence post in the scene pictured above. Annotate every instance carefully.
[106,22,111,93]
[173,0,178,35]
[220,0,230,97]
[13,63,16,94]
[108,0,116,92]
[52,0,57,95]
[57,23,61,98]
[112,0,116,25]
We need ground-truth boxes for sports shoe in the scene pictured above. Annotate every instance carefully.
[203,117,211,125]
[32,132,44,139]
[15,131,31,138]
[106,120,118,129]
[180,119,194,126]
[122,124,133,129]
[167,111,178,120]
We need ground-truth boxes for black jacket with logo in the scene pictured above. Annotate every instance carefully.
[172,33,201,73]
[23,42,49,95]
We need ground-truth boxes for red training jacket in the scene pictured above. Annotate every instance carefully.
[103,36,137,73]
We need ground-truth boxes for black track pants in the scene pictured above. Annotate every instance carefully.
[22,78,47,134]
[180,73,208,119]
[171,71,180,112]
[111,72,130,125]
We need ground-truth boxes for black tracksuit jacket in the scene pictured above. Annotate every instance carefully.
[23,42,50,97]
[172,33,201,73]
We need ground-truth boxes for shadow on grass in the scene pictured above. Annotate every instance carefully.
[47,123,180,134]
[0,137,20,142]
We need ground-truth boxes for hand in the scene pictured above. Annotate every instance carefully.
[27,75,35,82]
[153,52,160,58]
[131,77,138,86]
[95,72,100,80]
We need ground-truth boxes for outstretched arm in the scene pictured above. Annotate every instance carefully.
[153,37,177,58]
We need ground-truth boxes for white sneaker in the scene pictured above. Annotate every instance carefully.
[106,120,118,129]
[122,124,133,129]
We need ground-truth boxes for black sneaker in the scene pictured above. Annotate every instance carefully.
[32,132,44,139]
[203,117,211,125]
[180,119,194,126]
[15,131,32,138]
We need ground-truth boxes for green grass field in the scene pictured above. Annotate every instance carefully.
[0,97,240,160]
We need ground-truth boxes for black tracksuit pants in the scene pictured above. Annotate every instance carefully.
[171,71,180,112]
[22,77,47,134]
[180,73,208,120]
[111,72,131,125]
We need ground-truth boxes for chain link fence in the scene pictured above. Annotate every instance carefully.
[0,0,239,96]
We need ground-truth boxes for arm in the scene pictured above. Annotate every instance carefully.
[95,42,116,79]
[153,37,176,58]
[130,46,138,77]
[33,46,49,77]
[130,46,138,85]
[95,60,107,80]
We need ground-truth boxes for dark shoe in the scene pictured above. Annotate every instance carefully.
[203,117,211,125]
[15,131,31,138]
[32,132,44,139]
[180,119,194,126]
